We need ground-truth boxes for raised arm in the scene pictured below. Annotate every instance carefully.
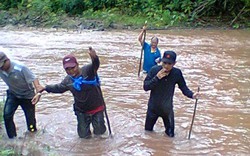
[138,26,147,46]
[88,47,100,74]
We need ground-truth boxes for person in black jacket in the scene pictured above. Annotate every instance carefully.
[143,50,199,137]
[33,47,106,139]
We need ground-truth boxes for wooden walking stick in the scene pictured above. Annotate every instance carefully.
[88,46,112,137]
[104,103,112,136]
[138,21,147,77]
[188,87,200,139]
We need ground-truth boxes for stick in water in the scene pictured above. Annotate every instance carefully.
[138,21,147,77]
[104,103,112,137]
[188,87,200,139]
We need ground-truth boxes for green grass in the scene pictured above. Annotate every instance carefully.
[81,9,167,29]
[0,101,16,155]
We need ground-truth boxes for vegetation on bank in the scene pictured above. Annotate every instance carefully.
[0,100,16,155]
[0,0,249,30]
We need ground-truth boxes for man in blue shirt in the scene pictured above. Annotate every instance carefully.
[138,26,161,73]
[143,50,199,137]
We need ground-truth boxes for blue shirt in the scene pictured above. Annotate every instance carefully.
[143,42,161,73]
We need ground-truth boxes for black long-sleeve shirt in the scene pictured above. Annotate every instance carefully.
[143,65,193,115]
[45,55,105,113]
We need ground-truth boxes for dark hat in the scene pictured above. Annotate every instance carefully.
[162,51,176,64]
[62,54,78,69]
[0,51,8,68]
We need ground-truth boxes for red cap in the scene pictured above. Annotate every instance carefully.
[62,54,77,69]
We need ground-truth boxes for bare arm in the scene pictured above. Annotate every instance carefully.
[33,78,43,93]
[31,78,43,105]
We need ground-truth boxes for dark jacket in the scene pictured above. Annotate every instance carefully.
[143,65,193,115]
[45,55,105,113]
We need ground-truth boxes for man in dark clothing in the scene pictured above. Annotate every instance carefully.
[34,47,107,138]
[143,50,199,137]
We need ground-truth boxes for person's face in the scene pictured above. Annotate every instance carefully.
[151,38,158,49]
[65,64,80,77]
[162,61,175,73]
[0,59,10,71]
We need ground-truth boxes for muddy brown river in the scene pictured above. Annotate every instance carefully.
[0,28,249,155]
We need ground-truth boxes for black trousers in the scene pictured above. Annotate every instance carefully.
[3,90,37,138]
[145,107,175,137]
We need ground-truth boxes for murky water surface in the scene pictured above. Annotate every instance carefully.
[0,28,249,155]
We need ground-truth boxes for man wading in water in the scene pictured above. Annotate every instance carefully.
[143,50,199,137]
[0,51,42,139]
[138,25,161,74]
[33,47,107,139]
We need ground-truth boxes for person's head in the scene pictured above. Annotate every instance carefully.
[150,36,158,49]
[0,51,10,71]
[161,51,176,73]
[62,54,80,77]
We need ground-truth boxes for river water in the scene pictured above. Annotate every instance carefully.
[0,28,249,156]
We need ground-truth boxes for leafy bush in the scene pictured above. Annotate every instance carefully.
[0,0,249,28]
